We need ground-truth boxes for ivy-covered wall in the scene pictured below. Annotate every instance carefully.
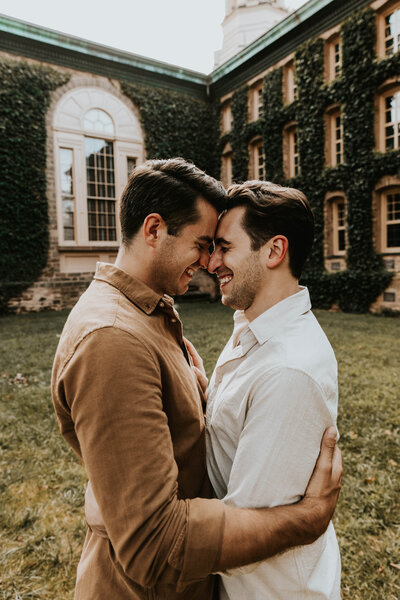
[222,7,395,312]
[0,60,69,312]
[0,61,221,312]
[1,5,397,313]
[121,82,220,178]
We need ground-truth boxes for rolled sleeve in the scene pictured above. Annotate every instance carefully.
[57,327,225,589]
[177,497,225,591]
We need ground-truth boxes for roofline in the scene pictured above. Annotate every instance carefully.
[0,13,208,85]
[210,0,332,83]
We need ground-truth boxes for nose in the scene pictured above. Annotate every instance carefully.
[208,249,223,274]
[198,248,211,270]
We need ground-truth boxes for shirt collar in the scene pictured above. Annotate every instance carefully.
[246,286,311,346]
[93,262,171,314]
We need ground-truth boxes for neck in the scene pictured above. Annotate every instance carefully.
[115,243,160,294]
[244,274,300,322]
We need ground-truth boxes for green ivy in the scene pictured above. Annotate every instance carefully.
[262,68,285,183]
[230,86,250,182]
[121,82,220,177]
[0,59,69,312]
[220,7,395,312]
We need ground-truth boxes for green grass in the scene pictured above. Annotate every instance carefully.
[1,305,399,599]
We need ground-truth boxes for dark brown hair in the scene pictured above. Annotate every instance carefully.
[120,158,227,244]
[227,181,314,279]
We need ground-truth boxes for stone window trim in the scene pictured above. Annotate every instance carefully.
[373,176,400,252]
[248,136,265,180]
[282,58,297,105]
[375,77,400,152]
[53,85,144,250]
[248,80,263,122]
[283,122,300,178]
[375,0,400,58]
[325,104,344,166]
[324,191,347,257]
[221,142,233,188]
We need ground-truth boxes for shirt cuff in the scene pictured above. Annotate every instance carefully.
[176,498,225,592]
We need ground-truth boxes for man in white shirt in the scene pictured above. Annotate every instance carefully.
[206,181,341,599]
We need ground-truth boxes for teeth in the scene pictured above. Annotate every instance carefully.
[220,276,232,285]
[186,268,195,277]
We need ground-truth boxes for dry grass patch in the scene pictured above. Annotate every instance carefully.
[1,305,399,599]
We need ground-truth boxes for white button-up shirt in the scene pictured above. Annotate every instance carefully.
[206,287,341,599]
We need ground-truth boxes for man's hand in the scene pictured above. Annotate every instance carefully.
[184,337,208,394]
[302,426,343,537]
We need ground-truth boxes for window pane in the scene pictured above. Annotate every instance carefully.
[387,223,400,246]
[384,92,400,150]
[84,109,115,135]
[59,149,75,241]
[338,229,345,251]
[85,137,116,241]
[385,9,400,55]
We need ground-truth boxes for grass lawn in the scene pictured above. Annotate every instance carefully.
[0,304,399,599]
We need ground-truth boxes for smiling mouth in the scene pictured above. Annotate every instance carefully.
[219,274,233,288]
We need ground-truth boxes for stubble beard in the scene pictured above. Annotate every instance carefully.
[222,252,264,311]
[152,237,184,297]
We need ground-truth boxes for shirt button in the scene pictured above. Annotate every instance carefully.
[159,301,165,308]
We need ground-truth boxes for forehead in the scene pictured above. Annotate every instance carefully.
[184,196,219,238]
[216,206,246,240]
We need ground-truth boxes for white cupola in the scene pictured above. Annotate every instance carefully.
[215,0,291,67]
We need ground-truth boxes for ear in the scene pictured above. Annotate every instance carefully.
[142,213,167,248]
[265,235,289,269]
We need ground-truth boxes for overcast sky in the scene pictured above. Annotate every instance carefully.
[0,0,307,73]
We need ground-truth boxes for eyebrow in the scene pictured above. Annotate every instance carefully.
[214,237,231,246]
[196,235,213,245]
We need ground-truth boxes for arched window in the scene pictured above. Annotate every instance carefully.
[54,87,143,250]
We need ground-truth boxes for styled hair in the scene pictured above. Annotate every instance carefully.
[227,181,314,279]
[120,158,227,243]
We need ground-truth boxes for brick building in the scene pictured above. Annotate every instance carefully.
[1,0,399,312]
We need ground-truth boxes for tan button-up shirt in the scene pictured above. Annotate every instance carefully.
[52,263,225,599]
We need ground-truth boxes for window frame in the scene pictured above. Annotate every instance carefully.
[380,187,400,251]
[376,81,400,152]
[326,34,342,82]
[324,192,347,259]
[249,137,265,180]
[221,101,233,134]
[283,60,297,105]
[248,81,263,122]
[54,129,141,249]
[377,1,400,58]
[221,143,233,187]
[325,105,344,166]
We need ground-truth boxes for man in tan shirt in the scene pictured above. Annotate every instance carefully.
[52,158,342,599]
